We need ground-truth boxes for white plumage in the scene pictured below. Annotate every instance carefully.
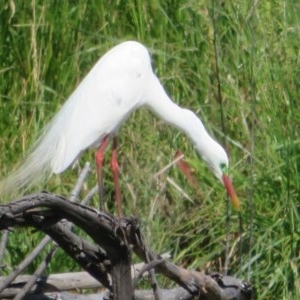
[0,41,239,209]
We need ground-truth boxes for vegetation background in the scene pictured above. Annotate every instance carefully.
[0,1,299,299]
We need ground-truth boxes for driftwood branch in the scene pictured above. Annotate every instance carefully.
[0,191,252,300]
[0,257,173,299]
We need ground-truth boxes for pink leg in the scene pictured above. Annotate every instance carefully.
[111,136,122,217]
[95,135,110,210]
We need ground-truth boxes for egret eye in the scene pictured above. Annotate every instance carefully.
[220,163,228,174]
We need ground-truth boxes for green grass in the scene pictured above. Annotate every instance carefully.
[1,1,300,299]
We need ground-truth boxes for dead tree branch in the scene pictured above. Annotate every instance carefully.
[0,192,252,300]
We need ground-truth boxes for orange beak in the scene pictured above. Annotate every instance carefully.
[222,174,241,210]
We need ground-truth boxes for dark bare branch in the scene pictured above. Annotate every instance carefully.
[0,193,252,300]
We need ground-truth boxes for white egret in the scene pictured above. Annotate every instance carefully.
[0,41,240,212]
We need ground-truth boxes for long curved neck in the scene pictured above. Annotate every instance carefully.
[144,75,214,155]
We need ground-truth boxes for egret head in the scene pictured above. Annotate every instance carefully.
[202,141,240,210]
